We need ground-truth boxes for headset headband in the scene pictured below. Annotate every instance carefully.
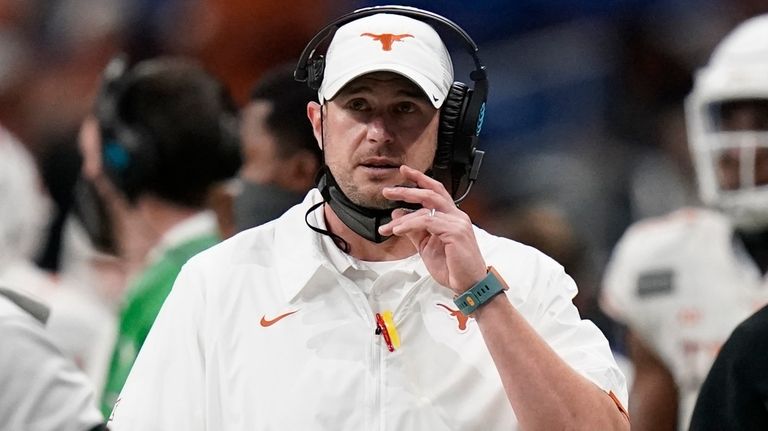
[294,5,488,87]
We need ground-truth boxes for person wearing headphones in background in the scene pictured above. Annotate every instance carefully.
[107,7,628,430]
[600,14,768,431]
[77,56,241,418]
[234,65,322,232]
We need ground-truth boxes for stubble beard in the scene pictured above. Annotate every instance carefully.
[333,169,394,210]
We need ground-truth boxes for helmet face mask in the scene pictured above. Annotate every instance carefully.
[686,14,768,231]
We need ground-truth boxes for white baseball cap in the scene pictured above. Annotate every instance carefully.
[318,12,454,108]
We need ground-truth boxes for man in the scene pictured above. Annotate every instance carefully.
[601,14,768,430]
[108,8,628,430]
[77,56,241,417]
[234,65,322,232]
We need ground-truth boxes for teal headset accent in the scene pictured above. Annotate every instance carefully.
[476,102,486,136]
[102,139,131,172]
[294,5,488,204]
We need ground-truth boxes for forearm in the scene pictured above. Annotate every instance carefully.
[474,294,629,431]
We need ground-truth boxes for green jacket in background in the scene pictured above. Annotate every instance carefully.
[100,233,219,418]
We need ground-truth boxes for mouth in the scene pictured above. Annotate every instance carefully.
[359,158,401,172]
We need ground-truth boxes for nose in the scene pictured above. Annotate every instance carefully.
[366,114,394,145]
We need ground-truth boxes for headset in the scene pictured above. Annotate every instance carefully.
[294,5,487,203]
[95,55,156,201]
[94,55,241,203]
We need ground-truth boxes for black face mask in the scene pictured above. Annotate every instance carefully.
[315,168,420,244]
[233,180,306,232]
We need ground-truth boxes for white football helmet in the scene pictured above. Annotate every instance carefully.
[686,14,768,231]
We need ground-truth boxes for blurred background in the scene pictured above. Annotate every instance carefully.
[1,0,767,406]
[4,0,765,267]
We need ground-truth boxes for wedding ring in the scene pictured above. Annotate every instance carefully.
[429,208,436,217]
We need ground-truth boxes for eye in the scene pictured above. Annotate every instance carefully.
[394,101,417,114]
[346,98,369,111]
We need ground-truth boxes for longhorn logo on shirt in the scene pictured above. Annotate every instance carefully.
[360,33,414,51]
[436,303,471,332]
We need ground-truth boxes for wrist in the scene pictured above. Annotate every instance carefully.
[455,266,489,295]
[453,266,509,316]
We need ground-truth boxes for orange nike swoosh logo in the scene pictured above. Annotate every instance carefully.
[260,310,300,327]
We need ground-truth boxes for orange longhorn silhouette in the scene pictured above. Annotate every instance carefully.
[360,33,414,51]
[436,303,470,331]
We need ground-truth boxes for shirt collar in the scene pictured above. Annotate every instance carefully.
[273,190,332,302]
[273,189,430,303]
[147,210,218,263]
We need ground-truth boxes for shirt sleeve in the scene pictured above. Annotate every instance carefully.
[107,262,207,431]
[0,307,104,431]
[524,263,629,410]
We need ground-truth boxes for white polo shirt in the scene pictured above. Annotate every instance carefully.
[109,189,627,431]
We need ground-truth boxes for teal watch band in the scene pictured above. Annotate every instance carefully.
[454,266,509,316]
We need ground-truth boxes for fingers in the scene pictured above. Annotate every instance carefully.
[381,207,428,236]
[383,187,449,212]
[399,165,447,193]
[379,207,462,238]
[382,165,454,211]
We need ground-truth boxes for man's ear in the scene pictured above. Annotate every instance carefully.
[79,115,103,180]
[307,101,323,150]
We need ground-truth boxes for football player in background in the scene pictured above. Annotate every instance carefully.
[601,13,768,430]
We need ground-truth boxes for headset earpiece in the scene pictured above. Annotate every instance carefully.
[437,82,468,170]
[100,115,158,202]
[95,56,158,202]
[436,81,473,195]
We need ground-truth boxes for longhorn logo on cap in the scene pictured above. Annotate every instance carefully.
[360,33,413,51]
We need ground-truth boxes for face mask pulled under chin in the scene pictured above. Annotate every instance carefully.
[71,177,118,255]
[233,180,307,232]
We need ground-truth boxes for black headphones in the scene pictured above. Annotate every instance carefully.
[94,55,241,202]
[95,55,155,201]
[294,5,487,203]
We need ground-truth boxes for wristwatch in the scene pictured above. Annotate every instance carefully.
[453,266,509,316]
